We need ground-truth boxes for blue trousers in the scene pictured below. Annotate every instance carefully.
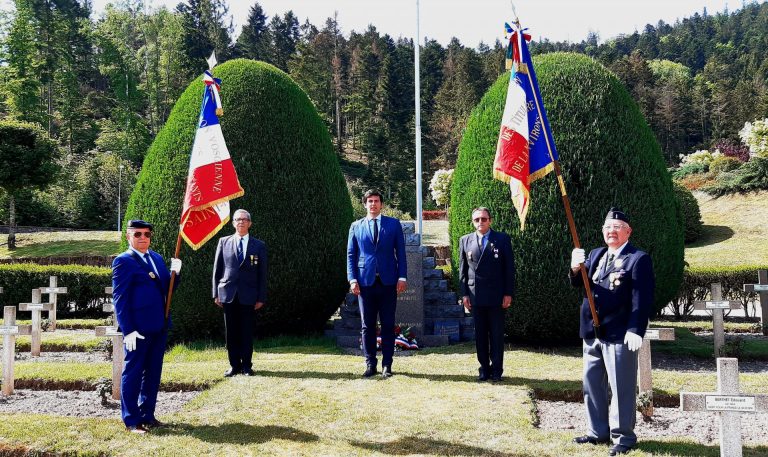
[472,306,506,377]
[582,338,639,447]
[121,331,167,427]
[359,278,397,368]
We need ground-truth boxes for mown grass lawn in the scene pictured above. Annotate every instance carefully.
[0,231,120,258]
[0,340,767,456]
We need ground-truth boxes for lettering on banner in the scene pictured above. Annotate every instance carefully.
[705,395,756,412]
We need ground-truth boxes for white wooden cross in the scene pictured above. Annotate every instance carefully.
[694,283,741,357]
[743,269,768,336]
[680,358,768,457]
[95,286,123,400]
[19,289,53,357]
[39,276,67,331]
[1,306,32,395]
[638,327,675,417]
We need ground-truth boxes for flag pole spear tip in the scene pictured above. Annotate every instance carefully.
[510,1,520,24]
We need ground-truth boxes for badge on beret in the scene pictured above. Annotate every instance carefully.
[148,272,156,279]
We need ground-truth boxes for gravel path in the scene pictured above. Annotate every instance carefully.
[536,400,768,445]
[0,390,200,418]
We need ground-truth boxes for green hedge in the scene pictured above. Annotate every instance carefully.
[123,59,353,341]
[0,264,111,315]
[702,157,768,196]
[673,182,703,243]
[450,53,684,343]
[668,265,767,319]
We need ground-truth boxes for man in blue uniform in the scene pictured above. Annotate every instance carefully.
[212,209,268,377]
[347,189,407,378]
[569,208,655,456]
[112,220,181,434]
[458,207,515,382]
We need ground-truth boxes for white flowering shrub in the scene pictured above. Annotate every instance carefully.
[429,168,454,208]
[679,149,721,166]
[739,118,768,157]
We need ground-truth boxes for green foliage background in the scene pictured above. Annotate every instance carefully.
[450,52,684,343]
[673,182,703,243]
[123,59,353,340]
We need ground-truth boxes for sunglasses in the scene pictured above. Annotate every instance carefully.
[130,231,152,239]
[473,217,489,223]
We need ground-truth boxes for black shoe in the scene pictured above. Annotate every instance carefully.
[381,366,393,378]
[142,419,165,429]
[608,444,633,455]
[478,367,489,382]
[224,368,239,377]
[242,368,255,376]
[126,424,148,434]
[573,435,609,445]
[490,375,502,382]
[363,365,377,378]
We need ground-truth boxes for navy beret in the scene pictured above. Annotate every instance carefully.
[605,207,629,224]
[127,220,154,230]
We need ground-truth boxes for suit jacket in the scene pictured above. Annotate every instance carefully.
[570,243,655,343]
[459,230,515,307]
[346,215,407,287]
[112,249,176,335]
[212,234,268,305]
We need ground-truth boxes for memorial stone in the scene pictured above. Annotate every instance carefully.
[638,327,675,417]
[743,269,768,335]
[694,283,741,357]
[95,286,122,399]
[396,222,424,338]
[39,276,67,331]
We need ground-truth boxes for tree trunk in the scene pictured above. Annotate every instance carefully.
[8,195,16,250]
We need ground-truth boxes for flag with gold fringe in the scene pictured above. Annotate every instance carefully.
[180,65,244,249]
[493,21,558,230]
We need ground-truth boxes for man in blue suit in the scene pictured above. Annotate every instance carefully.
[112,220,181,434]
[569,208,655,456]
[212,209,268,377]
[459,207,515,382]
[347,189,407,378]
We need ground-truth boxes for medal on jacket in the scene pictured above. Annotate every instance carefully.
[492,245,499,258]
[467,251,473,260]
[251,254,258,266]
[148,272,156,279]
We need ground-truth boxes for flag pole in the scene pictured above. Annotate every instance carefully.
[165,232,182,319]
[515,18,601,331]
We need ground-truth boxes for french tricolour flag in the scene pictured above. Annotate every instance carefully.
[179,69,244,249]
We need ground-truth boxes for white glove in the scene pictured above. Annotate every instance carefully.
[170,258,182,274]
[571,248,586,269]
[624,331,643,351]
[124,331,145,352]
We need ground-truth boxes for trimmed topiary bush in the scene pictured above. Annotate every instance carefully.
[450,52,684,343]
[673,182,703,243]
[123,59,353,340]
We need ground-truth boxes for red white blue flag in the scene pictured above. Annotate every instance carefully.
[493,22,558,230]
[180,66,244,249]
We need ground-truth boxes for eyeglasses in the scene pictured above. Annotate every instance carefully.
[473,217,489,223]
[234,218,250,222]
[602,224,627,231]
[131,231,152,239]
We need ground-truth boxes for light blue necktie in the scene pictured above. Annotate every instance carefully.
[143,253,158,275]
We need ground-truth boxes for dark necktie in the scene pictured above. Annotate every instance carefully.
[143,253,157,275]
[237,238,244,263]
[373,219,379,245]
[604,253,615,274]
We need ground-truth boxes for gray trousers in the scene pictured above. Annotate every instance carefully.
[582,338,639,447]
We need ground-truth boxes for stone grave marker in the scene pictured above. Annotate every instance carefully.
[19,289,53,357]
[95,286,122,399]
[1,306,32,395]
[743,269,768,335]
[396,222,424,338]
[39,276,67,331]
[637,327,675,417]
[694,283,741,357]
[680,358,768,457]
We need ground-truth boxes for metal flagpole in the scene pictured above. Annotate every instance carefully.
[414,0,423,238]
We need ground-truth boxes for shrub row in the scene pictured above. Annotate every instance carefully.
[0,264,111,315]
[667,265,767,318]
[422,210,447,220]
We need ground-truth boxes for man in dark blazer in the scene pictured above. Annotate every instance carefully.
[112,219,181,434]
[213,209,268,377]
[347,189,407,378]
[458,207,515,382]
[569,207,655,456]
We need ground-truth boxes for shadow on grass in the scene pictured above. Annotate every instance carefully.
[9,240,119,258]
[162,422,318,444]
[639,440,768,457]
[349,435,532,457]
[687,225,735,247]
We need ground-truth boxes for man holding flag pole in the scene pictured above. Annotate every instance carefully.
[493,9,641,456]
